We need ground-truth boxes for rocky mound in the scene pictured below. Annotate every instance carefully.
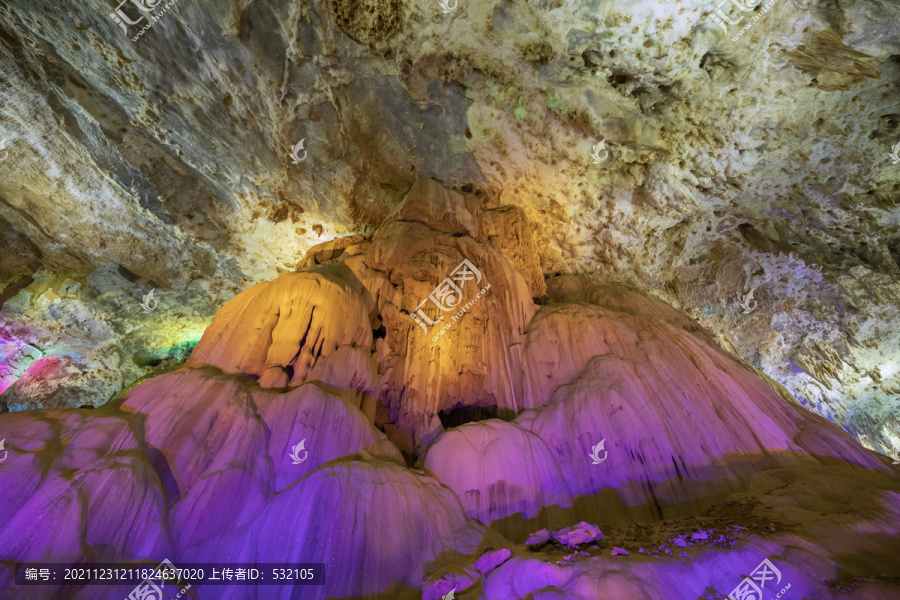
[1,181,898,600]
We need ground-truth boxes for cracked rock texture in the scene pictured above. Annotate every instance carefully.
[0,0,898,462]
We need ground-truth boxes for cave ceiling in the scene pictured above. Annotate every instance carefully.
[0,0,898,454]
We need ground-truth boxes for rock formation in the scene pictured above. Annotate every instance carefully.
[1,181,898,599]
[2,0,898,460]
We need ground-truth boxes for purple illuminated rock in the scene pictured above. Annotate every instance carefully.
[250,380,404,491]
[0,398,484,600]
[611,547,629,556]
[422,568,480,600]
[120,368,404,552]
[526,529,552,546]
[551,522,604,548]
[480,558,569,599]
[121,370,272,550]
[246,460,484,600]
[516,287,885,519]
[0,409,172,566]
[473,548,513,574]
[422,420,572,524]
[423,572,479,600]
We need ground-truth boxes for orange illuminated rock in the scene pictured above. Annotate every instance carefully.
[188,264,377,392]
[299,233,367,269]
[481,204,547,299]
[356,185,536,453]
[180,180,544,453]
[382,178,480,237]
